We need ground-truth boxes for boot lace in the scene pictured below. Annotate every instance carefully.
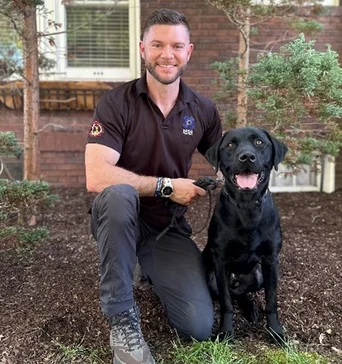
[111,306,144,351]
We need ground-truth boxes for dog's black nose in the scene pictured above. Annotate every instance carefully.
[239,152,256,163]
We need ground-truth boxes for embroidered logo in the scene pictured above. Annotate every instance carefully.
[89,120,104,138]
[182,116,195,136]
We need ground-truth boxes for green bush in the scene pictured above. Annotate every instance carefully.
[212,34,342,168]
[0,178,56,249]
[0,131,56,251]
[248,34,342,165]
[0,132,21,155]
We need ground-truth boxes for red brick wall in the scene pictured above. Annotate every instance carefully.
[1,1,342,189]
[0,108,90,187]
[0,107,216,186]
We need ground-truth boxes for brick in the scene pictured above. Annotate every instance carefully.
[42,170,67,177]
[66,169,85,176]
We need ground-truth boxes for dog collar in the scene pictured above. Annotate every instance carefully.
[223,187,269,210]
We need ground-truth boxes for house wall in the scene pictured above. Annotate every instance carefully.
[1,1,342,190]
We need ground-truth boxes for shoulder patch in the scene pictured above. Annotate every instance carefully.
[89,120,104,138]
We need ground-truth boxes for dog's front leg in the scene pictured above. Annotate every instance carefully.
[262,256,284,343]
[214,264,234,341]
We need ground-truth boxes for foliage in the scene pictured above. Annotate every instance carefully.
[0,131,21,155]
[0,132,56,250]
[52,337,108,364]
[170,336,329,364]
[248,34,342,165]
[0,178,56,247]
[0,178,56,217]
[0,226,48,257]
[210,0,326,126]
[0,226,48,244]
[212,33,342,168]
[171,337,252,364]
[0,0,56,80]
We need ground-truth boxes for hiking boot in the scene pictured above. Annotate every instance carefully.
[110,304,155,364]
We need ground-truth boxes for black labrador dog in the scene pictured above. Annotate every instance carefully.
[202,126,288,343]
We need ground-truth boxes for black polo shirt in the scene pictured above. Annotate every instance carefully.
[87,73,222,229]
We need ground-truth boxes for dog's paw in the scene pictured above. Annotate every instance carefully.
[218,315,234,343]
[217,331,234,343]
[266,313,286,345]
[267,327,287,346]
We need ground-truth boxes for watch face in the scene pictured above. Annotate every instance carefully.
[162,186,173,196]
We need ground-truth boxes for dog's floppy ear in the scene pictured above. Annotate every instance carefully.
[205,133,226,173]
[263,129,288,171]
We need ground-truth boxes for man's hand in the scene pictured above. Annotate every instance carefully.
[170,178,206,206]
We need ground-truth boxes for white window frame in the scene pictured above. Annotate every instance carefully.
[269,157,335,193]
[38,0,141,82]
[253,0,339,5]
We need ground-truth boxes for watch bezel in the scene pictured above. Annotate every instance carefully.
[161,178,174,198]
[161,186,173,197]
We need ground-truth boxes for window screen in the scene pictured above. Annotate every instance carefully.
[66,3,130,68]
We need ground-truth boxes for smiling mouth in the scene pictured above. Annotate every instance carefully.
[158,64,175,68]
[232,172,265,190]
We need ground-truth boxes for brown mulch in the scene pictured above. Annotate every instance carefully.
[0,187,341,363]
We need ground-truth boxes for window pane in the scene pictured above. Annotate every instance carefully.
[66,4,129,68]
[0,14,23,78]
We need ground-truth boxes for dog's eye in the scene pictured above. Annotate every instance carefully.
[227,142,235,149]
[255,139,264,146]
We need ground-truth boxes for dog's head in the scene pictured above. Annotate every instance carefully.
[205,127,288,192]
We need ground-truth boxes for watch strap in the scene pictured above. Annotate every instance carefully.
[154,177,163,198]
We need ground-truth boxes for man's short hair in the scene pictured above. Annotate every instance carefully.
[142,8,190,40]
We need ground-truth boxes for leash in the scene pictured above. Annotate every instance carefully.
[191,177,219,236]
[156,177,219,241]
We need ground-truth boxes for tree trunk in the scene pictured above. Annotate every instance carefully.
[236,8,250,127]
[23,4,40,180]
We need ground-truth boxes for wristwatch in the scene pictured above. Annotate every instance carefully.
[160,178,174,198]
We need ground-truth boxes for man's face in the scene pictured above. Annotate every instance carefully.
[140,24,194,85]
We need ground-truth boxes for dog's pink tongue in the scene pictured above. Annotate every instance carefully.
[236,173,258,189]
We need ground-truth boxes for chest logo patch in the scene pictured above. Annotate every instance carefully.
[89,120,104,138]
[182,116,196,136]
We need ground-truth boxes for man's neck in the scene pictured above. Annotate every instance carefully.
[146,73,180,117]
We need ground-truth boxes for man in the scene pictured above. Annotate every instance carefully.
[85,8,222,364]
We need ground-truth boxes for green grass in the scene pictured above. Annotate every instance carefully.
[52,338,109,364]
[171,338,252,363]
[170,337,329,364]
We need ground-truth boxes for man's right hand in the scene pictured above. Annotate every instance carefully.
[170,178,206,206]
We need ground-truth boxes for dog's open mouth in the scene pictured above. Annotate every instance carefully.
[233,172,264,190]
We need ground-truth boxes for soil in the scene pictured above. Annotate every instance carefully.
[0,187,341,364]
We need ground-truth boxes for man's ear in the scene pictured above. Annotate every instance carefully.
[263,129,288,171]
[205,133,226,173]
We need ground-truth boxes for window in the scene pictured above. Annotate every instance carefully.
[39,0,141,81]
[0,13,23,80]
[253,0,339,4]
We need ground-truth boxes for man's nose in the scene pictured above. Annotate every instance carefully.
[161,45,174,58]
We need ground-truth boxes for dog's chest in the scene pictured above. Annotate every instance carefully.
[212,228,273,274]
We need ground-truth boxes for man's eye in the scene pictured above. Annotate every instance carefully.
[255,139,264,146]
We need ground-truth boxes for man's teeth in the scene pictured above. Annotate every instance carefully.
[160,65,173,68]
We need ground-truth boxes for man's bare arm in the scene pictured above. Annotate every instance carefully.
[85,144,206,204]
[85,144,156,195]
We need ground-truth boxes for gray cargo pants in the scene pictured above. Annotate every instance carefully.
[90,184,214,341]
